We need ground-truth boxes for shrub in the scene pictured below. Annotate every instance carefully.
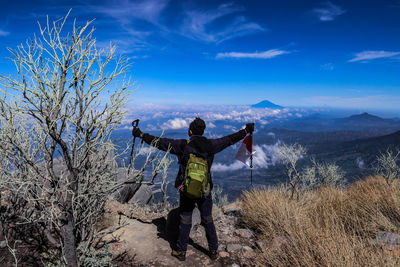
[375,149,400,184]
[241,176,400,267]
[276,143,307,199]
[301,158,346,190]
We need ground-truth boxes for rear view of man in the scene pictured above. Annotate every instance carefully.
[132,118,254,261]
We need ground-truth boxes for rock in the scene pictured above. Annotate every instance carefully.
[192,207,201,227]
[242,250,256,259]
[219,251,230,258]
[0,240,6,248]
[255,240,268,252]
[231,264,240,267]
[226,243,242,252]
[234,229,253,239]
[165,206,204,244]
[223,202,241,216]
[219,244,227,251]
[242,246,253,252]
[113,169,143,203]
[223,208,241,216]
[186,249,195,256]
[371,232,400,246]
[257,236,292,252]
[213,205,225,220]
[129,184,153,205]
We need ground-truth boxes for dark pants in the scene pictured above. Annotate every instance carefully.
[177,193,218,251]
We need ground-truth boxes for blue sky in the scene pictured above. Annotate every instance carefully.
[1,0,400,110]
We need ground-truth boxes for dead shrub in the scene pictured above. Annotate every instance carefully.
[241,176,400,267]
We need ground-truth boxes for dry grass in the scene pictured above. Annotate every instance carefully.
[241,176,400,267]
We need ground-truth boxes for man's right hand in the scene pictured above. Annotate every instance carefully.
[132,127,143,138]
[245,123,255,134]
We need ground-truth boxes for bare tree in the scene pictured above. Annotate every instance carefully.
[277,143,307,199]
[0,11,140,265]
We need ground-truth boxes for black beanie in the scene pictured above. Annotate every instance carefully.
[189,117,206,135]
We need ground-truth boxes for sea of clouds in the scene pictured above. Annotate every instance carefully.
[117,104,309,171]
[120,104,307,131]
[113,104,384,199]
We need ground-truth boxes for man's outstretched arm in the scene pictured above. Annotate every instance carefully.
[210,123,254,154]
[132,128,184,155]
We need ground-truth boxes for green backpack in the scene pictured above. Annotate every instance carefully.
[183,141,211,199]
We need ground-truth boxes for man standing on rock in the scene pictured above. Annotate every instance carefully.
[132,118,254,261]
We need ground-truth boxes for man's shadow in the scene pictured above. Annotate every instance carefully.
[152,207,209,255]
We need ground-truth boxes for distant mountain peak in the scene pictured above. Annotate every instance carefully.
[251,100,283,109]
[345,112,385,122]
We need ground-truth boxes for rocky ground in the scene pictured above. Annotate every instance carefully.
[101,200,266,267]
[2,191,400,266]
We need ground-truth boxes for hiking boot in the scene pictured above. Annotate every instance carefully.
[171,250,186,261]
[209,249,218,260]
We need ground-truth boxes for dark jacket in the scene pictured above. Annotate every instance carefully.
[141,129,247,189]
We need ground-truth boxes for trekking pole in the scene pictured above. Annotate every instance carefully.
[250,132,253,186]
[127,119,140,175]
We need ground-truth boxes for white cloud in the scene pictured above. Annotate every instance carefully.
[212,160,246,172]
[252,144,281,168]
[96,38,149,55]
[313,2,346,21]
[0,29,9,36]
[321,63,334,71]
[92,0,169,26]
[208,122,216,128]
[216,49,289,59]
[137,146,156,156]
[85,1,265,51]
[124,104,307,131]
[224,125,237,131]
[212,143,281,172]
[356,157,365,169]
[161,118,189,129]
[207,132,223,139]
[349,50,400,62]
[181,3,265,43]
[88,0,169,45]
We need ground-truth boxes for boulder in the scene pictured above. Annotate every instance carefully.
[222,201,241,216]
[192,207,201,227]
[371,232,400,246]
[256,235,292,253]
[234,229,254,239]
[113,183,140,204]
[165,206,204,247]
[242,245,253,252]
[219,244,227,251]
[223,207,241,216]
[255,240,268,252]
[226,243,242,252]
[129,184,153,205]
[113,169,144,203]
[219,251,229,258]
